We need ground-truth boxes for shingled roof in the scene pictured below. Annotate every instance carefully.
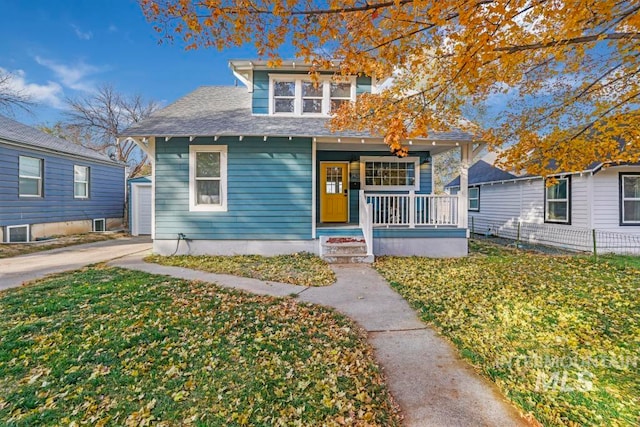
[446,160,518,188]
[120,86,474,141]
[0,115,115,163]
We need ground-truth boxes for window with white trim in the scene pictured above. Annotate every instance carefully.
[545,177,570,223]
[620,173,640,225]
[269,75,356,116]
[7,225,29,243]
[189,145,228,212]
[360,156,420,191]
[468,186,480,211]
[19,156,43,197]
[74,165,89,198]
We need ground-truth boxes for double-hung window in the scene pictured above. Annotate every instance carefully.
[270,75,356,116]
[19,156,43,197]
[545,177,570,223]
[189,145,227,212]
[468,187,480,211]
[273,81,296,114]
[74,165,89,198]
[361,156,420,191]
[620,173,640,225]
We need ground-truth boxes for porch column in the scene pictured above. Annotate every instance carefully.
[458,143,470,235]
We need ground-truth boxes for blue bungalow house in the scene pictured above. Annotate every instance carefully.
[121,60,480,260]
[0,115,126,243]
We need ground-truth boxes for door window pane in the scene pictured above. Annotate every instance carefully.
[325,166,343,194]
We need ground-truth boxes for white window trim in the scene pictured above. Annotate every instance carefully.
[189,145,228,212]
[7,224,30,243]
[18,155,43,198]
[545,177,570,224]
[360,156,420,191]
[74,165,90,199]
[468,186,480,211]
[268,74,356,116]
[621,174,640,225]
[93,218,106,232]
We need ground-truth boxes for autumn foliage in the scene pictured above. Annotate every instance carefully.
[140,0,640,175]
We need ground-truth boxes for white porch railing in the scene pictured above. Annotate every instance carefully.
[363,191,460,228]
[358,190,374,256]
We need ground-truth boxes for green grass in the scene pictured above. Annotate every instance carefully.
[0,267,399,426]
[375,241,640,426]
[146,252,336,287]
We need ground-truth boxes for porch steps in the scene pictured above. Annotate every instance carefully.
[320,236,374,264]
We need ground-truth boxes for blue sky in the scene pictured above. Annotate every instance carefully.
[0,0,257,126]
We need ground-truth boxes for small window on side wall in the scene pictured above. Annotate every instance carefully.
[468,187,480,211]
[189,145,228,212]
[19,156,43,197]
[620,173,640,225]
[545,177,570,224]
[74,165,90,198]
[7,225,30,242]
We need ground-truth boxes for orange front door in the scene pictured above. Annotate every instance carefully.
[320,162,349,222]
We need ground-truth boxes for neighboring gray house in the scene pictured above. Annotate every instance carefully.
[446,155,640,253]
[0,115,126,242]
[121,60,482,260]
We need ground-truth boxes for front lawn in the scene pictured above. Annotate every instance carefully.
[0,267,399,426]
[146,252,336,287]
[375,241,639,426]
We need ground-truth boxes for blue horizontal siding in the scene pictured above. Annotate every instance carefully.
[0,143,125,227]
[316,151,432,224]
[154,136,313,240]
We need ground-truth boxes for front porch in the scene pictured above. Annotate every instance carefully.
[317,191,468,259]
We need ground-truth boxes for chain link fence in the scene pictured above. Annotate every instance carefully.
[471,218,640,255]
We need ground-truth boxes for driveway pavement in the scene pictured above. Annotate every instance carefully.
[0,236,151,290]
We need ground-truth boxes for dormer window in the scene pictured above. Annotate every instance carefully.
[269,75,356,116]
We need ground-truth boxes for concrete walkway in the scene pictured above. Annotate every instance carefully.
[111,253,529,427]
[0,237,152,290]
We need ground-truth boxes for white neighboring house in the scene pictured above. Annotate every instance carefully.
[446,155,640,254]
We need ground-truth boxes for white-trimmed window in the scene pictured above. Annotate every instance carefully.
[620,173,640,225]
[269,75,356,116]
[74,165,90,198]
[7,225,29,243]
[19,156,43,197]
[360,156,420,191]
[468,186,480,211]
[545,177,570,223]
[93,218,105,232]
[189,145,228,212]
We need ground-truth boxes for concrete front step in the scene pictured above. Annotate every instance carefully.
[322,253,375,264]
[320,236,373,263]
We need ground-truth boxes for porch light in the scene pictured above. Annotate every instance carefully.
[214,136,219,141]
[361,139,365,144]
[409,140,413,145]
[337,138,341,143]
[263,136,267,141]
[239,136,244,141]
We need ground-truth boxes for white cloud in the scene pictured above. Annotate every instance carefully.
[71,24,93,40]
[108,24,118,32]
[34,56,102,93]
[0,67,64,108]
